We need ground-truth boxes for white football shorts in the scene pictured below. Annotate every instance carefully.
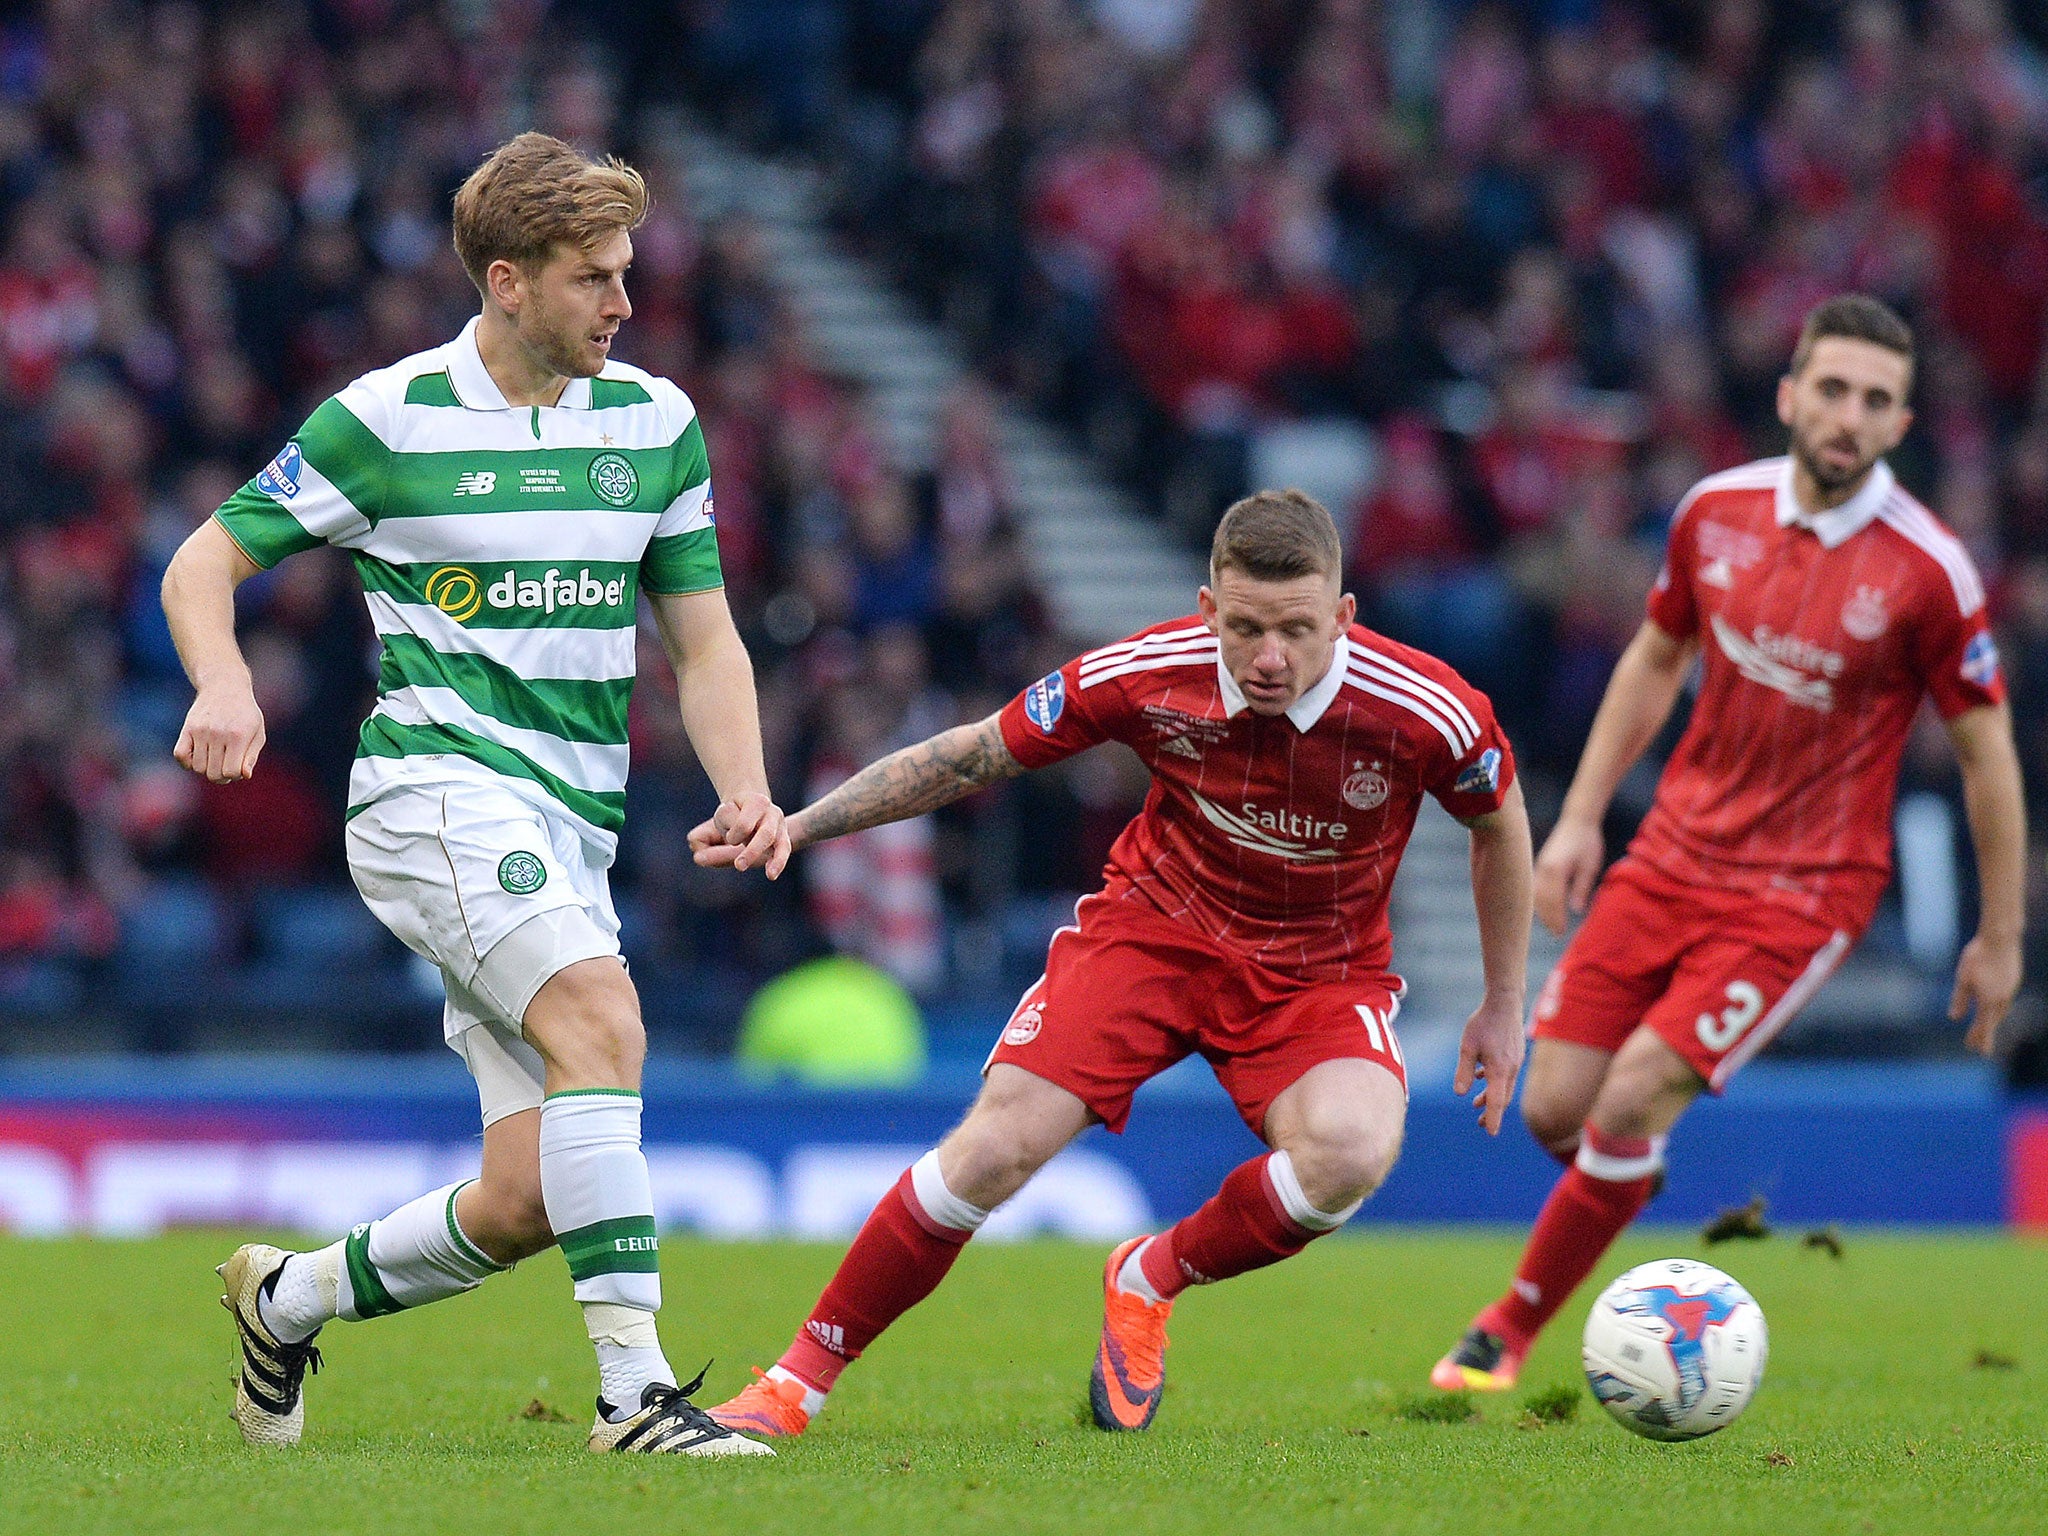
[345,780,622,1126]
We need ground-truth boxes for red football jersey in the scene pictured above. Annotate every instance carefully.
[997,619,1515,984]
[1634,455,2004,928]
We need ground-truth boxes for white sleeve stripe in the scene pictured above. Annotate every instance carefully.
[1343,671,1464,753]
[1080,624,1212,669]
[1078,636,1218,679]
[274,458,373,543]
[654,480,710,538]
[1349,646,1481,740]
[1671,458,1784,521]
[1877,498,1984,615]
[1078,647,1220,689]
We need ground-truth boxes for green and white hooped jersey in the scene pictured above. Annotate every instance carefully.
[214,317,721,862]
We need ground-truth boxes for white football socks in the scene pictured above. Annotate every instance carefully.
[259,1241,342,1343]
[765,1364,828,1419]
[540,1091,675,1419]
[336,1179,509,1321]
[259,1180,507,1342]
[586,1300,678,1418]
[1115,1238,1166,1304]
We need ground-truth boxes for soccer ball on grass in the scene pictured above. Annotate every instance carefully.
[1582,1258,1767,1441]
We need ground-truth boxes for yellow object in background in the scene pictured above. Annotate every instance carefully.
[736,956,928,1085]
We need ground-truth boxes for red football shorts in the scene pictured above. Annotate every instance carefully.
[1531,856,1855,1092]
[986,891,1409,1136]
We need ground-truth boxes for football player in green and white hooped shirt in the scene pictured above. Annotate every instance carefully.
[161,133,784,1458]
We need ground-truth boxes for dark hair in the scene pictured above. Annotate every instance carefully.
[1789,293,1915,379]
[1210,488,1342,583]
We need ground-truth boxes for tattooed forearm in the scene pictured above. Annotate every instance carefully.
[791,713,1024,850]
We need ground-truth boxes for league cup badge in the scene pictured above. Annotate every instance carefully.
[1841,585,1889,642]
[1342,761,1389,810]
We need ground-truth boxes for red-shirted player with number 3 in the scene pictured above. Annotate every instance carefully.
[1431,295,2027,1394]
[691,489,1534,1434]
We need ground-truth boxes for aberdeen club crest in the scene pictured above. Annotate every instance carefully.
[1841,585,1889,642]
[1342,761,1389,811]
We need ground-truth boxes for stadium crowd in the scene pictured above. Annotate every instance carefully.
[4,0,2048,1069]
[0,0,1072,1045]
[689,0,2048,1061]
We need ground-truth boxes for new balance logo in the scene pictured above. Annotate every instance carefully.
[453,471,497,496]
[805,1320,847,1357]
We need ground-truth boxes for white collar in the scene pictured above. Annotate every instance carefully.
[1775,455,1893,548]
[443,316,595,411]
[1217,632,1350,732]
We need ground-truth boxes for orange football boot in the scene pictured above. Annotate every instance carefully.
[706,1368,814,1438]
[1090,1236,1173,1430]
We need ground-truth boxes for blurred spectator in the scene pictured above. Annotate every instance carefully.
[736,955,927,1086]
[0,0,1054,1044]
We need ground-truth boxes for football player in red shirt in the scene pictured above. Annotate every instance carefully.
[1431,295,2026,1394]
[693,489,1534,1434]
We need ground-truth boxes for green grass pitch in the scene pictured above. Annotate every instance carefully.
[6,1229,2044,1535]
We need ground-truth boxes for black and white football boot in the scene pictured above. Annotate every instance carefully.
[218,1243,324,1447]
[589,1366,775,1457]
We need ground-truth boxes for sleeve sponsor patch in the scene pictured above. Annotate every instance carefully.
[255,441,303,500]
[1962,632,2001,689]
[1453,746,1501,796]
[1024,670,1066,733]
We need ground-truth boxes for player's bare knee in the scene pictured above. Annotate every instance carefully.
[525,960,644,1086]
[1521,1095,1583,1162]
[1290,1121,1401,1209]
[1587,1075,1669,1141]
[938,1116,1056,1209]
[461,1176,552,1262]
[1590,1046,1698,1141]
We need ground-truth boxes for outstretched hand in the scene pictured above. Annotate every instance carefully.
[1453,993,1525,1136]
[686,791,792,878]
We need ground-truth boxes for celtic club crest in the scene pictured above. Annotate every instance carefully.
[497,852,547,894]
[588,451,639,507]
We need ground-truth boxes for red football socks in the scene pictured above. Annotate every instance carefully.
[778,1166,975,1392]
[1139,1153,1321,1301]
[1479,1124,1664,1347]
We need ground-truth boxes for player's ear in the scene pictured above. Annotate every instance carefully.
[1775,372,1796,428]
[1197,585,1219,630]
[1335,590,1356,630]
[486,258,524,316]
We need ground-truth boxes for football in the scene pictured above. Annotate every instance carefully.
[1582,1259,1769,1441]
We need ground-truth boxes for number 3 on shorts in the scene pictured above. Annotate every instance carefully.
[1695,980,1764,1052]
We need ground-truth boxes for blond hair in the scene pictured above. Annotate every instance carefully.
[1211,488,1342,583]
[451,132,648,293]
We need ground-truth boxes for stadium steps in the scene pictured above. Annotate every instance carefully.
[669,122,1204,641]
